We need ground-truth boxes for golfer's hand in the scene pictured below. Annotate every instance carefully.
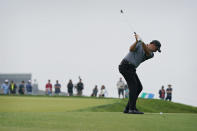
[134,33,139,42]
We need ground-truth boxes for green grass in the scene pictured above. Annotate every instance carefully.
[1,112,197,131]
[0,95,115,112]
[0,95,197,131]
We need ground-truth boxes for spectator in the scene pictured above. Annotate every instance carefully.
[76,78,84,96]
[9,81,17,95]
[1,80,9,95]
[117,78,125,98]
[166,84,173,101]
[46,80,52,96]
[26,80,32,95]
[18,81,25,95]
[67,80,73,96]
[91,85,98,97]
[54,80,61,95]
[99,85,106,97]
[159,85,165,100]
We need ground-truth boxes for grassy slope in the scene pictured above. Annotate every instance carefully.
[81,98,197,113]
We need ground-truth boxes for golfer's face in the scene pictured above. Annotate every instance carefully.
[152,44,158,52]
[150,44,158,52]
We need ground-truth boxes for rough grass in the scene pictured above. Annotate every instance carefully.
[77,98,197,113]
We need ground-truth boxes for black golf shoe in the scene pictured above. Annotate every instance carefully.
[123,109,129,114]
[128,110,144,114]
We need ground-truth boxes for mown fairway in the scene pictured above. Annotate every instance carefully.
[0,96,115,112]
[0,96,197,131]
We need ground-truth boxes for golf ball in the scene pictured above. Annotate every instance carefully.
[160,112,163,115]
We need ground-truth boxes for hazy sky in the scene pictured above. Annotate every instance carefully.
[1,0,197,106]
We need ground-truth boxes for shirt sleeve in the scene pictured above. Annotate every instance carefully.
[135,41,142,51]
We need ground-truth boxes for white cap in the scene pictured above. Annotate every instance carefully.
[5,79,9,82]
[28,80,31,83]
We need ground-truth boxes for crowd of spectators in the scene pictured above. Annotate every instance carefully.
[1,76,109,98]
[1,79,32,95]
[1,76,173,100]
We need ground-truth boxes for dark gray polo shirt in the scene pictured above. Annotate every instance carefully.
[124,41,154,68]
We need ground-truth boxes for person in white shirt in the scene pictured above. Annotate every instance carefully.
[117,78,125,98]
[99,85,106,97]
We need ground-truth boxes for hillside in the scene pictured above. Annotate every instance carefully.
[78,98,197,113]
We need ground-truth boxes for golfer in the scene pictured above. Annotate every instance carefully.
[119,33,161,114]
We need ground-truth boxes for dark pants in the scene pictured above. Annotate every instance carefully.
[77,90,82,96]
[118,88,124,98]
[55,88,61,94]
[119,60,143,110]
[166,95,172,101]
[68,91,73,96]
[10,89,16,94]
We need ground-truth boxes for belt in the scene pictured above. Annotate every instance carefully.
[120,59,136,69]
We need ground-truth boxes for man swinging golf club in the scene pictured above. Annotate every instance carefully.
[119,33,161,114]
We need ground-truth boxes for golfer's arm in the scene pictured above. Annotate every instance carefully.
[141,42,151,56]
[129,41,138,51]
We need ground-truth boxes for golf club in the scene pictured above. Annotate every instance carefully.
[120,9,142,41]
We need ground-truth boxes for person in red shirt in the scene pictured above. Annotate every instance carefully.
[159,86,165,100]
[46,80,52,96]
